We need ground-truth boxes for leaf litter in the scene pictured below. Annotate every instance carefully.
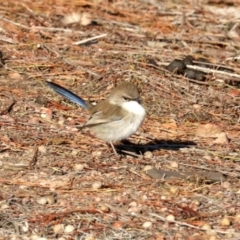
[0,0,240,239]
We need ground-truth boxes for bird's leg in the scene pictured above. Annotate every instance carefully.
[109,141,118,156]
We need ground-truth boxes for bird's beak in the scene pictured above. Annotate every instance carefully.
[136,98,141,104]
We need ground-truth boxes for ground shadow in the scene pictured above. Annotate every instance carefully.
[116,139,197,155]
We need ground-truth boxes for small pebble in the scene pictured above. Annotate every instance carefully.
[28,117,40,124]
[142,221,152,228]
[46,195,55,204]
[92,181,102,189]
[37,197,48,205]
[41,112,52,120]
[1,204,9,210]
[36,44,42,49]
[58,119,65,125]
[220,216,231,226]
[142,195,148,200]
[128,206,141,214]
[215,191,224,199]
[99,205,110,212]
[160,196,167,200]
[202,223,212,230]
[92,151,102,157]
[203,155,212,161]
[38,145,47,154]
[30,235,41,240]
[190,200,200,211]
[193,104,201,110]
[206,229,217,236]
[64,225,75,233]
[166,214,175,222]
[22,196,31,205]
[129,201,138,207]
[143,165,153,171]
[21,223,28,232]
[71,149,79,156]
[70,127,79,132]
[112,221,124,229]
[95,197,101,202]
[40,107,52,120]
[169,161,178,168]
[235,213,240,222]
[209,236,217,240]
[74,163,84,171]
[144,151,153,158]
[53,224,64,234]
[169,186,179,195]
[222,181,231,189]
[191,199,200,206]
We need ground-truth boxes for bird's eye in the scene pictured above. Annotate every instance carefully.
[122,96,129,100]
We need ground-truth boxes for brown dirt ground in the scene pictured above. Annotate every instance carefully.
[0,0,240,239]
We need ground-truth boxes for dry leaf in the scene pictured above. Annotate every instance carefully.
[62,12,81,25]
[62,12,92,26]
[80,12,92,26]
[8,72,22,79]
[207,6,240,19]
[227,89,240,97]
[196,123,222,138]
[212,132,229,145]
[227,23,240,40]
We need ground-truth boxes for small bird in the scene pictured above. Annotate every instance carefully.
[46,81,146,155]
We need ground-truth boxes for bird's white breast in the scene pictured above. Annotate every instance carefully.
[122,101,145,117]
[92,101,146,142]
[117,101,146,139]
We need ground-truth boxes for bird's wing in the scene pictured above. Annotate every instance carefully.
[46,81,88,109]
[83,102,126,128]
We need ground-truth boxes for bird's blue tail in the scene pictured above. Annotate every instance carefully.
[46,81,87,109]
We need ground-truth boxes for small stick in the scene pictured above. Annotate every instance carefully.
[73,33,108,45]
